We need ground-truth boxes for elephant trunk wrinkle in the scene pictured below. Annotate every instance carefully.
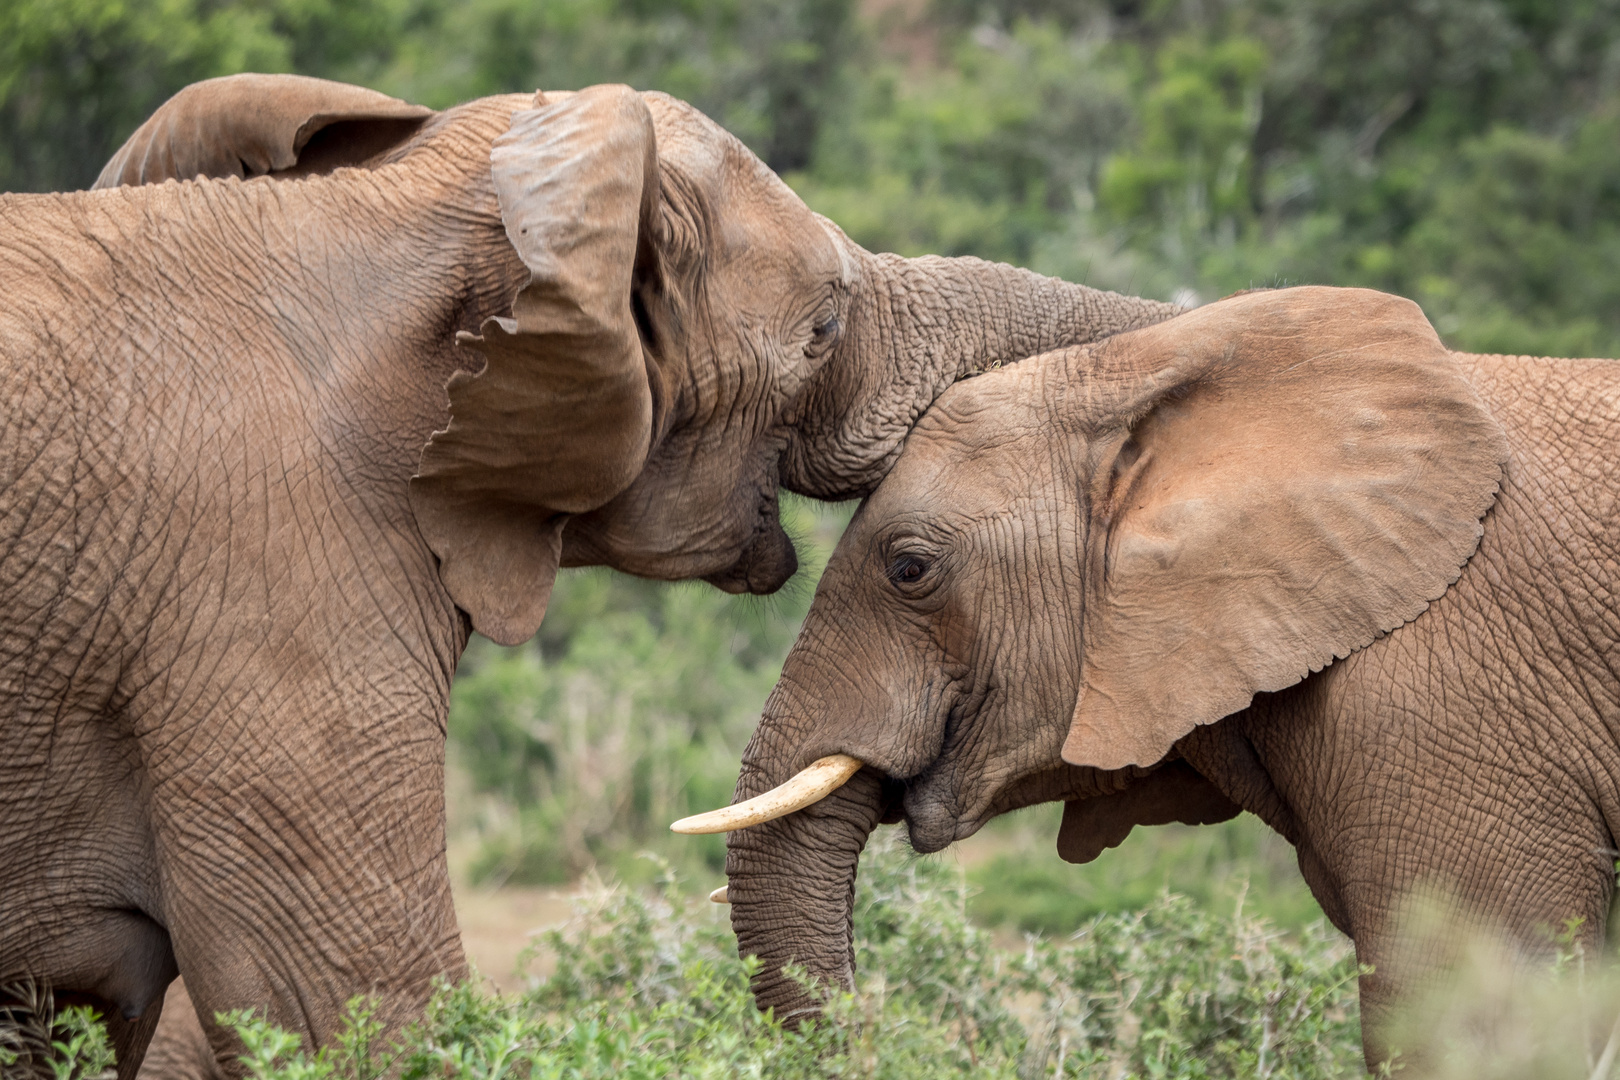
[780,249,1182,501]
[725,765,887,1021]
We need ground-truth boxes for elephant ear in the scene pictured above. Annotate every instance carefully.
[1056,762,1240,864]
[1062,287,1509,771]
[410,85,659,646]
[93,73,431,188]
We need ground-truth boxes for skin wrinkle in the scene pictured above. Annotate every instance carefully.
[0,106,517,1074]
[778,254,1179,500]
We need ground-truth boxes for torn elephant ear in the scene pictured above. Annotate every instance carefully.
[411,85,660,646]
[1062,286,1510,771]
[93,73,431,188]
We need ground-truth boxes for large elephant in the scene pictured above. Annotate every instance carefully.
[0,74,1177,1077]
[697,286,1620,1064]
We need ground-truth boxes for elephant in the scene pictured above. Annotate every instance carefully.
[0,72,1177,1077]
[686,285,1620,1065]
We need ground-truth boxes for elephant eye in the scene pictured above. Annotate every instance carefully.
[806,315,840,356]
[888,554,930,588]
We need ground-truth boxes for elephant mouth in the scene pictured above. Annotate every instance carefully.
[702,484,798,594]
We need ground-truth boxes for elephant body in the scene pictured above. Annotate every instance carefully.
[720,287,1620,1065]
[1176,347,1620,1046]
[1,100,507,1073]
[1,76,1175,1076]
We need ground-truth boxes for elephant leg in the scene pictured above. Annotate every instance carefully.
[136,980,220,1080]
[1321,797,1614,1070]
[1189,712,1616,1067]
[143,693,466,1076]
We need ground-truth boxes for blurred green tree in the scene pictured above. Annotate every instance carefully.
[0,0,404,191]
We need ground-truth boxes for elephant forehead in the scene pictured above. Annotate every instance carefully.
[641,92,778,213]
[641,92,729,174]
[909,361,1056,458]
[642,92,838,277]
[873,417,1057,524]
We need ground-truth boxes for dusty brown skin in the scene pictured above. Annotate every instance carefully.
[1,74,1175,1077]
[722,286,1619,1063]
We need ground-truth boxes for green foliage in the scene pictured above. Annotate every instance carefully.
[220,835,1368,1078]
[15,0,1620,350]
[1097,34,1267,242]
[0,984,116,1080]
[0,0,404,191]
[223,997,387,1080]
[447,496,849,886]
[45,1008,114,1080]
[968,807,1324,936]
[794,20,1134,263]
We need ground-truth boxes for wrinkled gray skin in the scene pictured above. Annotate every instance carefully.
[0,75,1174,1077]
[725,287,1620,1066]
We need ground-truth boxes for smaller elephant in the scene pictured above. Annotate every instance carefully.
[689,286,1620,1065]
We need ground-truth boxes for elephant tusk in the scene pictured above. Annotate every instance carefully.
[669,754,864,834]
[709,885,730,904]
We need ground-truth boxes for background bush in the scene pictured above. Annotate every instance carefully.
[12,0,1620,358]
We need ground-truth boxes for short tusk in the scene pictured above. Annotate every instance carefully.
[709,885,729,904]
[670,754,864,834]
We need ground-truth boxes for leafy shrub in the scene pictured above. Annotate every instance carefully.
[219,832,1367,1079]
[0,982,116,1080]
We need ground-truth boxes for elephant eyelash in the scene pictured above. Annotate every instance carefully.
[887,553,931,587]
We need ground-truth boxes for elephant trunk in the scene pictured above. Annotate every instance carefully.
[723,752,888,1020]
[781,250,1182,500]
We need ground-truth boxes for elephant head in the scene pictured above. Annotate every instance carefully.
[690,287,1509,1018]
[101,74,1180,645]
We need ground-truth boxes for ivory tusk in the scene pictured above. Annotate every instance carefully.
[709,885,729,904]
[670,754,864,834]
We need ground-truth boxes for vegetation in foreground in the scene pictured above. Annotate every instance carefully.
[0,983,114,1080]
[18,834,1620,1078]
[219,833,1369,1079]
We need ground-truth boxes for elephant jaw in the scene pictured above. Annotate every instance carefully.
[701,515,797,594]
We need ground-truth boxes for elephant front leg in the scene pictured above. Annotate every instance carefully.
[145,695,467,1077]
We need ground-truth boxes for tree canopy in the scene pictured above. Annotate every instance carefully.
[9,0,1620,356]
